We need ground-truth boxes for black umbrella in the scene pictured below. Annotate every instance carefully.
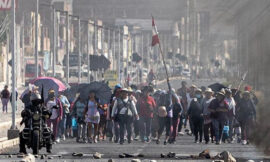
[208,83,227,92]
[63,83,89,101]
[79,81,112,105]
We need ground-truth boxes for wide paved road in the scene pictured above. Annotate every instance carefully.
[0,78,269,161]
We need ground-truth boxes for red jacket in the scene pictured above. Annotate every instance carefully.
[137,96,156,118]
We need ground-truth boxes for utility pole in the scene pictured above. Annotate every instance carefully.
[87,21,90,83]
[118,27,121,84]
[78,18,81,83]
[113,28,116,70]
[66,11,69,83]
[52,8,56,77]
[8,0,19,139]
[22,14,25,84]
[35,0,39,78]
[6,30,9,86]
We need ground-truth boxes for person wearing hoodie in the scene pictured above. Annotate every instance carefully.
[170,93,182,143]
[188,89,204,143]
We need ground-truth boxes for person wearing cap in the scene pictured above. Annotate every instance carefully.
[46,90,63,143]
[244,85,259,105]
[177,81,189,134]
[236,91,256,145]
[111,88,139,145]
[188,89,204,143]
[208,89,229,145]
[224,88,236,143]
[107,85,122,142]
[202,88,215,144]
[137,86,156,143]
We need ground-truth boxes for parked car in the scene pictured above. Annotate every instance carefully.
[182,68,191,77]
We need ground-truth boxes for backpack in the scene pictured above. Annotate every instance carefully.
[114,98,132,121]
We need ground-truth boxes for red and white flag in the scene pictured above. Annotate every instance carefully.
[152,16,160,46]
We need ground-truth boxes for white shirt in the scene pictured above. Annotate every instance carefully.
[111,97,138,117]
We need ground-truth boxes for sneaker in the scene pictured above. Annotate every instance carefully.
[215,141,221,145]
[156,139,160,144]
[178,132,185,136]
[62,135,66,141]
[88,138,92,143]
[164,140,167,145]
[134,135,140,141]
[94,139,98,143]
[55,138,60,143]
[242,140,247,145]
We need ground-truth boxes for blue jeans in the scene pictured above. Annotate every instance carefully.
[59,114,67,137]
[212,119,226,142]
[139,117,152,140]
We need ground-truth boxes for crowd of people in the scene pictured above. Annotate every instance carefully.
[18,80,258,146]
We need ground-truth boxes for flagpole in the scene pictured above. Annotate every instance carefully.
[157,42,171,91]
[151,15,171,90]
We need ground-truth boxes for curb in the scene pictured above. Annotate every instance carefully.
[0,138,19,150]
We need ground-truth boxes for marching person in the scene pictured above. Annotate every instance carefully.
[170,92,182,143]
[177,81,189,134]
[137,86,156,143]
[72,96,87,143]
[84,91,100,143]
[208,89,229,145]
[236,91,256,145]
[46,90,63,143]
[107,84,122,143]
[188,89,204,143]
[58,92,70,141]
[111,88,139,145]
[202,88,215,144]
[224,88,236,143]
[156,91,173,145]
[1,85,10,113]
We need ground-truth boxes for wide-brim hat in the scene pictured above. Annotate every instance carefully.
[205,88,213,93]
[217,89,225,96]
[121,88,129,92]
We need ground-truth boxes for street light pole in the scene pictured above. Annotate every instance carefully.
[52,8,56,77]
[35,0,39,78]
[78,18,81,83]
[87,21,90,83]
[11,0,16,130]
[66,12,69,83]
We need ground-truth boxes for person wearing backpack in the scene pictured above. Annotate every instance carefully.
[111,88,139,145]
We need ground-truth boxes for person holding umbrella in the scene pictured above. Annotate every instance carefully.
[111,88,139,145]
[84,91,100,143]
